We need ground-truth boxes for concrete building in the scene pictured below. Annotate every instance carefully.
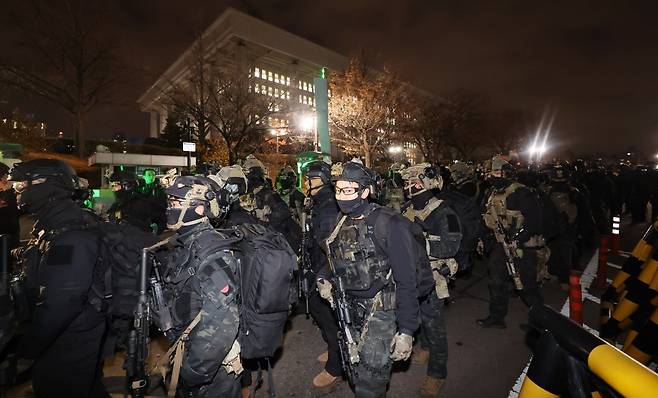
[138,7,347,141]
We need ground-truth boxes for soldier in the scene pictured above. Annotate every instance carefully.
[400,163,462,397]
[300,160,343,388]
[210,165,254,227]
[449,161,481,201]
[107,170,156,233]
[317,162,422,398]
[159,175,242,397]
[9,159,108,397]
[241,155,301,250]
[381,162,406,213]
[477,157,544,329]
[542,164,591,288]
[137,168,167,233]
[275,165,306,224]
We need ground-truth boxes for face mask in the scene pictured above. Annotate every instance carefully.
[166,205,206,230]
[18,183,69,214]
[336,197,369,217]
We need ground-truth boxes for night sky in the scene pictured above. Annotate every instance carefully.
[3,0,658,157]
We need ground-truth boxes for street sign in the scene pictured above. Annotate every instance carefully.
[182,142,196,152]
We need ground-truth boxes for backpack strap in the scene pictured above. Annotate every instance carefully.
[413,197,443,222]
[153,311,203,398]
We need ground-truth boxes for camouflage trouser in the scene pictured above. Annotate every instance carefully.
[418,291,448,379]
[354,309,397,398]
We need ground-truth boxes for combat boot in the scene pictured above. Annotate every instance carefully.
[420,375,445,397]
[312,370,337,388]
[476,316,507,329]
[411,348,430,365]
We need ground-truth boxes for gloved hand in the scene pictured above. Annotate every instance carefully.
[389,332,413,361]
[515,247,524,258]
[476,239,484,256]
[316,278,333,306]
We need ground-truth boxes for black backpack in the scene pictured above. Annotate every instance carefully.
[89,219,160,318]
[232,223,297,359]
[532,188,562,241]
[437,189,482,252]
[369,206,435,299]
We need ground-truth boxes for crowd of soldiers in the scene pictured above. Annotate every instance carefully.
[0,154,655,398]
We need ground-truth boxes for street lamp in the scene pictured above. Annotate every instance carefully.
[388,145,403,154]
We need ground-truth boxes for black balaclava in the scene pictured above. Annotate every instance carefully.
[336,192,369,217]
[410,190,435,210]
[18,183,71,214]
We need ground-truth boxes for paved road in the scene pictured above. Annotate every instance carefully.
[8,216,650,398]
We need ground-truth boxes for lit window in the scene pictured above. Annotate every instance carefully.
[268,86,273,96]
[255,67,260,78]
[311,84,315,93]
[268,71,273,81]
[262,84,266,93]
[255,85,260,93]
[286,77,290,86]
[303,82,307,91]
[275,88,279,98]
[274,73,279,83]
[299,94,303,104]
[286,91,290,100]
[298,81,302,89]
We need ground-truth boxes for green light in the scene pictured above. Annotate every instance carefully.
[320,67,327,79]
[119,165,124,171]
[92,189,100,198]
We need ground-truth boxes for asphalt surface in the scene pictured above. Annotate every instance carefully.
[8,215,652,398]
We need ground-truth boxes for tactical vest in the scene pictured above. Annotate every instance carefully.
[549,190,578,225]
[163,226,240,338]
[329,210,391,293]
[403,197,454,260]
[484,182,524,231]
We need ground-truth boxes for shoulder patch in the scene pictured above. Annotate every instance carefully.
[46,245,74,266]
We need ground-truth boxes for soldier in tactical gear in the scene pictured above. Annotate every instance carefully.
[542,164,591,288]
[241,155,301,250]
[9,159,109,398]
[159,175,243,397]
[209,165,255,227]
[137,168,167,233]
[300,160,343,388]
[108,170,157,233]
[275,165,306,224]
[381,162,406,213]
[449,161,482,202]
[318,161,423,398]
[477,157,544,329]
[400,163,460,397]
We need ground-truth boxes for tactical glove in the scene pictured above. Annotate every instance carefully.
[389,332,413,361]
[316,278,334,306]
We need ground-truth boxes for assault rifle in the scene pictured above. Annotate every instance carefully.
[125,240,170,398]
[491,220,524,290]
[298,208,311,316]
[324,217,359,385]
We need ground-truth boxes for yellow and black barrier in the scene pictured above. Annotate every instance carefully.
[623,307,658,365]
[601,244,658,340]
[600,220,658,328]
[520,305,658,398]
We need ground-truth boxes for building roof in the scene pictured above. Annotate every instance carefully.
[138,8,348,111]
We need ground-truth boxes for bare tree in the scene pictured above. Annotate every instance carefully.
[329,57,409,167]
[0,109,47,152]
[0,0,121,158]
[163,37,285,165]
[440,93,486,160]
[400,98,446,163]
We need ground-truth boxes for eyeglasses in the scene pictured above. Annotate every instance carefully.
[335,187,359,195]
